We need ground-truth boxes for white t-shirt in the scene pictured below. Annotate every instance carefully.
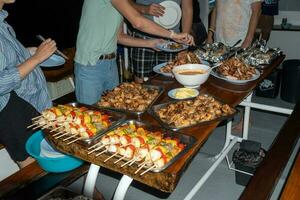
[215,0,261,46]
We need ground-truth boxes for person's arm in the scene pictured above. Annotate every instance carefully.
[241,1,261,48]
[128,0,165,17]
[117,22,162,49]
[181,0,193,33]
[207,5,217,43]
[112,0,194,45]
[0,39,56,95]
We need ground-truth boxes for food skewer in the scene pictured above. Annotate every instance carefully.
[67,137,83,145]
[95,149,108,157]
[88,142,102,150]
[32,123,45,130]
[32,115,42,121]
[27,121,39,128]
[50,126,64,132]
[114,155,126,164]
[63,134,79,141]
[104,152,119,162]
[140,165,156,176]
[135,162,148,174]
[87,144,105,155]
[121,157,136,167]
[52,130,66,137]
[55,132,70,139]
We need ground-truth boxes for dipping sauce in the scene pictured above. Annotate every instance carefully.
[177,69,207,75]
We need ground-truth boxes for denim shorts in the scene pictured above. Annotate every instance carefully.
[74,59,119,105]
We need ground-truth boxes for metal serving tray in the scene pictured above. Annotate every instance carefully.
[48,102,126,146]
[97,84,164,115]
[97,119,196,172]
[149,96,237,131]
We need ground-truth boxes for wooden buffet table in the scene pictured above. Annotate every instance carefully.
[45,55,286,200]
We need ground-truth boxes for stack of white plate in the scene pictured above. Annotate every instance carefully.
[40,139,66,158]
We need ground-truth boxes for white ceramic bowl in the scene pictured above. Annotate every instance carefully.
[172,64,211,88]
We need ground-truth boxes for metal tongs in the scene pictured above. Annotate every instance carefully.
[36,35,69,60]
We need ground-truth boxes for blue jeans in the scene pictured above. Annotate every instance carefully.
[74,59,119,105]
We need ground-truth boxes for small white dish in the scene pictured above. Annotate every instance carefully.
[168,88,199,100]
[156,41,188,52]
[41,54,65,68]
[153,1,182,29]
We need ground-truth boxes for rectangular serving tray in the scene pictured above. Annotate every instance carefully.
[96,119,196,173]
[96,84,164,115]
[149,95,237,131]
[47,102,126,146]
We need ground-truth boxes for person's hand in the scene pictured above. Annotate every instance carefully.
[145,3,165,17]
[147,39,164,51]
[31,38,57,64]
[206,34,214,44]
[241,38,252,49]
[171,32,195,46]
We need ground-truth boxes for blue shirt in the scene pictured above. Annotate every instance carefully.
[0,10,52,112]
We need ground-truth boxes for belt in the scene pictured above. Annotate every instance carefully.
[99,52,116,60]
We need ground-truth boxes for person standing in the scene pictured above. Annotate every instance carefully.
[0,0,57,168]
[207,0,261,48]
[74,0,194,105]
[128,0,194,82]
[258,0,279,42]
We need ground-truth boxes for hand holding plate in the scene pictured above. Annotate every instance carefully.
[146,3,165,17]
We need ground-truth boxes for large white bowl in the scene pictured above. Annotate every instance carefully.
[172,64,211,88]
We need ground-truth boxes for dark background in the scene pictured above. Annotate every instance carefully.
[4,0,84,49]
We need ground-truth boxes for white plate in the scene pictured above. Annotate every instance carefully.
[211,68,260,85]
[40,54,65,68]
[168,88,199,100]
[153,62,173,77]
[40,139,65,158]
[153,1,182,29]
[156,41,188,52]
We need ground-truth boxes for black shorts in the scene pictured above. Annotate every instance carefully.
[0,92,40,161]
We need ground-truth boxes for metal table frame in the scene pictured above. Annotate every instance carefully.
[82,92,293,200]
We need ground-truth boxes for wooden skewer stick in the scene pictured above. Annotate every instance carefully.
[140,165,156,176]
[32,123,45,130]
[52,130,65,137]
[104,152,119,162]
[95,149,108,157]
[138,160,147,167]
[129,158,138,166]
[87,144,105,155]
[88,142,102,150]
[135,162,147,174]
[32,115,42,121]
[67,137,83,145]
[27,122,39,128]
[121,157,136,167]
[114,155,126,164]
[63,134,78,141]
[55,132,70,139]
[50,126,63,132]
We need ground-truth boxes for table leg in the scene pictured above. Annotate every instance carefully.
[83,164,100,198]
[184,137,239,200]
[113,175,133,200]
[213,120,234,160]
[242,93,253,140]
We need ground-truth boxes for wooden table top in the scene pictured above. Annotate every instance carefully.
[280,149,300,200]
[46,55,285,193]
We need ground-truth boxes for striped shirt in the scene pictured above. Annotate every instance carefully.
[0,10,52,112]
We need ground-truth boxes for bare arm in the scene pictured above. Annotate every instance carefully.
[181,0,193,33]
[128,0,165,17]
[241,1,261,48]
[117,22,162,49]
[19,39,56,79]
[111,0,194,45]
[207,5,217,43]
